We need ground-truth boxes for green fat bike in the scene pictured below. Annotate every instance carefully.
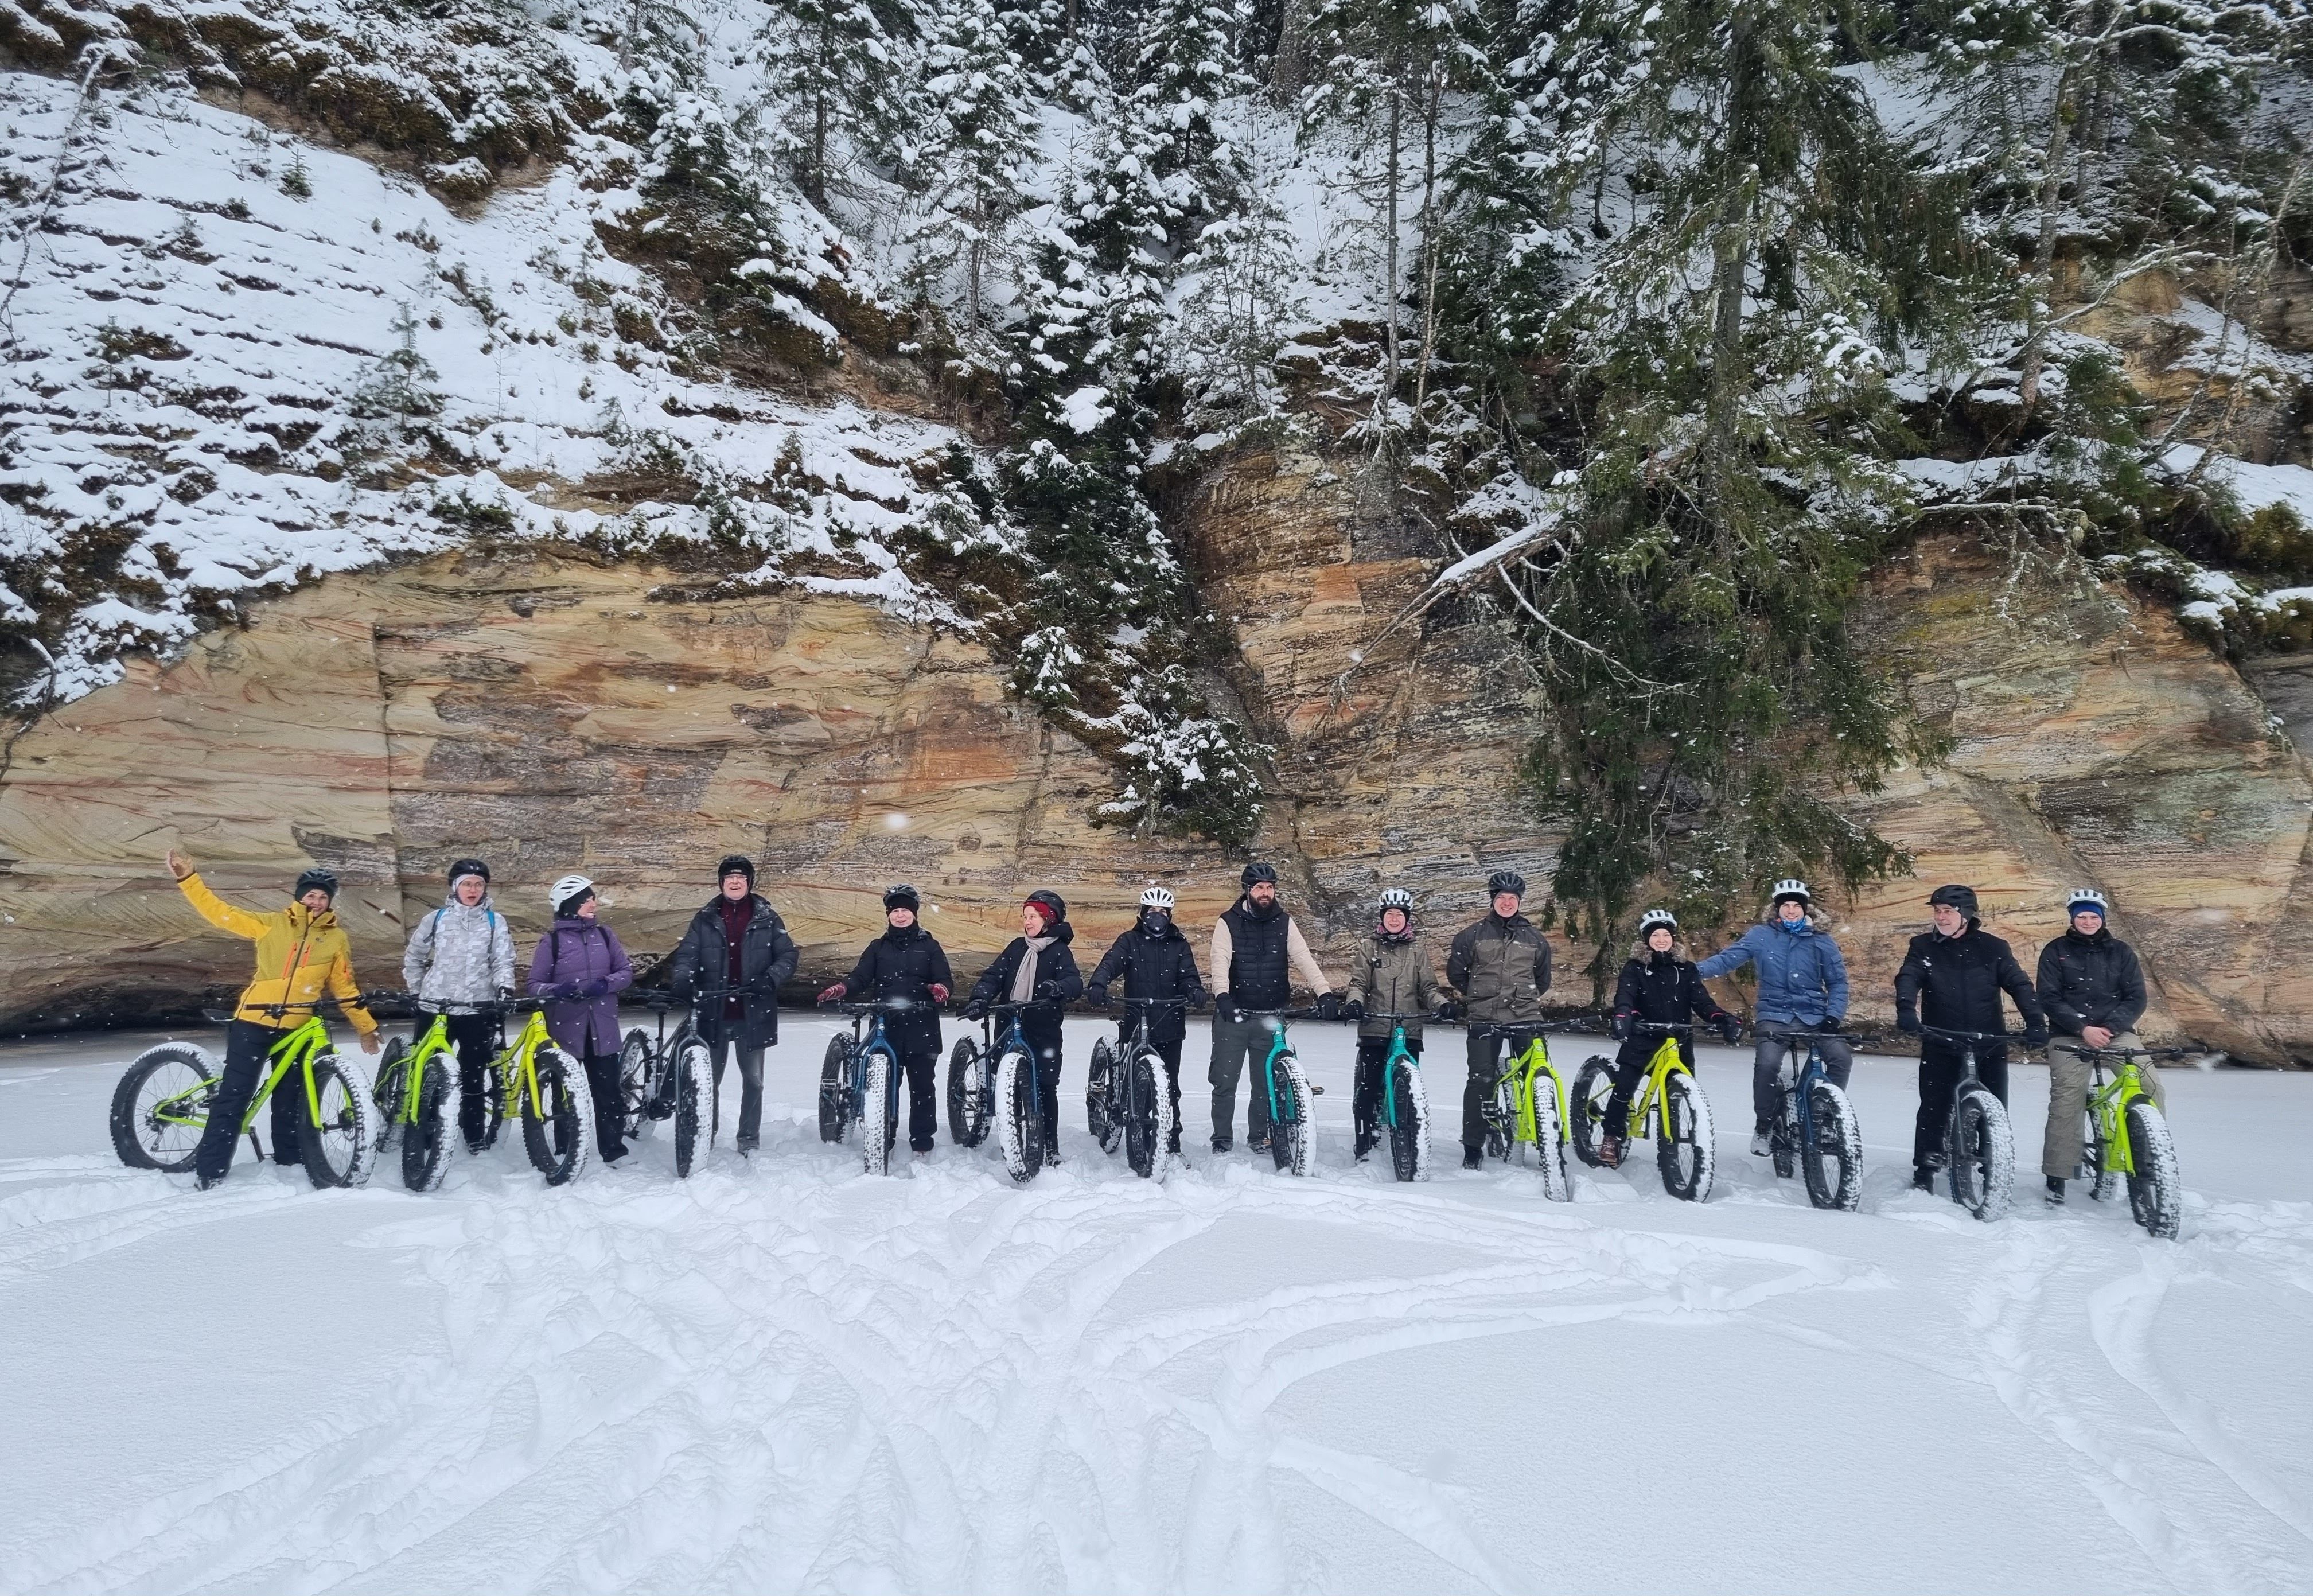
[1471,1021,1576,1201]
[2071,1044,2189,1239]
[1572,1020,1718,1202]
[373,996,595,1186]
[110,1000,376,1188]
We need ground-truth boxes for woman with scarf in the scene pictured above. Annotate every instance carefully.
[964,890,1084,1163]
[1343,887,1440,1163]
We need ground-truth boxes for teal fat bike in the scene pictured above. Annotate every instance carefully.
[1354,1010,1432,1182]
[1469,1020,1579,1202]
[1085,997,1187,1179]
[2069,1043,2190,1239]
[110,999,376,1188]
[1237,1007,1325,1177]
[820,997,920,1177]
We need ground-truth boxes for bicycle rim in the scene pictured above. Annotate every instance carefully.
[819,1034,851,1144]
[1949,1090,2012,1221]
[372,1037,409,1154]
[997,1049,1041,1183]
[301,1057,375,1189]
[1086,1039,1116,1151]
[2125,1101,2183,1239]
[1570,1058,1613,1167]
[673,1041,706,1178]
[1387,1061,1428,1182]
[1532,1092,1572,1201]
[1124,1053,1156,1178]
[1657,1072,1714,1202]
[520,1048,591,1186]
[1801,1081,1862,1212]
[110,1047,215,1172]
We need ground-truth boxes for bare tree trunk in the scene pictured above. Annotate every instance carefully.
[1272,0,1311,108]
[2016,61,2077,419]
[1382,88,1401,421]
[1412,65,1443,425]
[808,14,831,211]
[1705,17,1754,461]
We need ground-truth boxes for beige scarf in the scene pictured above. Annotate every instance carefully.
[1010,935,1054,1002]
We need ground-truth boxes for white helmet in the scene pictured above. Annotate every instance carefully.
[1379,887,1414,912]
[2065,887,2108,915]
[1638,908,1679,937]
[1139,885,1175,910]
[550,874,595,913]
[1770,878,1810,905]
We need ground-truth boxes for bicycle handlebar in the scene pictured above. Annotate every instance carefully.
[1463,1017,1609,1037]
[1915,1024,2024,1044]
[2069,1043,2205,1061]
[823,997,936,1015]
[1117,996,1193,1007]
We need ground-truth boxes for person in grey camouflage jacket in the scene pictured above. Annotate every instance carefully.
[403,858,517,1151]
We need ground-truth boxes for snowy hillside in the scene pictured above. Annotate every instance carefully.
[4,1022,2310,1593]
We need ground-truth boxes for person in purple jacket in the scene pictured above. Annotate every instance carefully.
[529,874,635,1164]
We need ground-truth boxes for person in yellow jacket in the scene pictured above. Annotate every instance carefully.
[166,848,380,1188]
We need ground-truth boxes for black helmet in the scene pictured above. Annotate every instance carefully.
[1928,883,1979,917]
[717,854,756,887]
[447,857,490,885]
[1024,889,1067,925]
[1486,870,1526,899]
[884,882,922,913]
[293,867,339,903]
[1241,862,1278,889]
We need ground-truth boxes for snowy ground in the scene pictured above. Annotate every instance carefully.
[3,1014,2310,1595]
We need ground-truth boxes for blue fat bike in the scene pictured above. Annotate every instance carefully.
[1239,1007,1324,1177]
[947,999,1050,1184]
[1354,1011,1432,1182]
[1763,1025,1864,1211]
[821,998,918,1177]
[1086,998,1186,1180]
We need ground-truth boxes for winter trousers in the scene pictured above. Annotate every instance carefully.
[2043,1033,2162,1178]
[1462,1026,1535,1151]
[1914,1041,2008,1167]
[1209,1012,1284,1147]
[707,1037,766,1149]
[1606,1031,1693,1133]
[1751,1021,1853,1126]
[1355,1034,1422,1157]
[579,1045,628,1163]
[1121,1027,1186,1153]
[435,1011,499,1150]
[889,1041,939,1153]
[194,1019,303,1182]
[1022,1010,1065,1147]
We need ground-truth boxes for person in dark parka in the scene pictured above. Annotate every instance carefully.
[1087,886,1208,1154]
[965,889,1084,1162]
[668,854,801,1154]
[1603,909,1736,1168]
[819,883,953,1155]
[1894,882,2049,1189]
[2035,887,2160,1205]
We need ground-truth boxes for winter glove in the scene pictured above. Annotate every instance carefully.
[1033,979,1064,1000]
[963,998,989,1021]
[1214,994,1238,1025]
[1315,992,1341,1022]
[1343,998,1365,1022]
[495,986,515,1005]
[928,983,951,1006]
[1187,986,1209,1011]
[1086,983,1110,1009]
[816,982,847,1005]
[1896,1004,1922,1035]
[671,979,694,1005]
[2023,1022,2050,1050]
[580,976,610,999]
[1610,1010,1633,1041]
[1715,1011,1742,1046]
[552,980,583,1001]
[1819,1015,1843,1034]
[1432,1000,1463,1023]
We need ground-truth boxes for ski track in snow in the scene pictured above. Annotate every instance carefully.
[2,1025,2311,1595]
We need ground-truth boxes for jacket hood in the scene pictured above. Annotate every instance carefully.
[1629,939,1690,963]
[1488,910,1530,931]
[2063,924,2113,948]
[1033,920,1076,948]
[1135,914,1188,943]
[552,913,604,929]
[1376,921,1417,944]
[704,890,769,914]
[285,902,338,931]
[1766,913,1821,935]
[881,921,930,944]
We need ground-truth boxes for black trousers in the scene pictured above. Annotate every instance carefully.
[1914,1041,2008,1166]
[1021,1009,1065,1143]
[434,1011,499,1148]
[1607,1031,1693,1130]
[1356,1035,1422,1153]
[1118,1026,1187,1151]
[580,1045,628,1161]
[1462,1026,1534,1150]
[890,1042,940,1151]
[194,1019,302,1182]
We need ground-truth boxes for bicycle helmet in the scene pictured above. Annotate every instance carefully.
[551,874,595,916]
[1139,885,1176,910]
[293,867,338,903]
[1379,886,1414,913]
[1637,908,1679,938]
[1024,888,1067,925]
[717,853,755,887]
[1241,861,1278,889]
[2066,887,2109,917]
[1486,870,1527,899]
[1928,883,1979,917]
[884,882,921,913]
[1769,877,1809,907]
[447,857,490,885]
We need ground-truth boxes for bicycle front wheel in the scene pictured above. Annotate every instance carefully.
[110,1044,216,1172]
[862,1049,894,1176]
[372,1037,410,1155]
[618,1027,654,1138]
[403,1057,454,1192]
[1086,1038,1118,1153]
[1387,1060,1429,1183]
[1124,1049,1171,1178]
[519,1046,593,1187]
[1657,1071,1715,1202]
[948,1036,989,1147]
[2125,1100,2183,1239]
[672,1038,707,1178]
[1532,1088,1572,1202]
[1269,1053,1314,1177]
[301,1055,377,1189]
[1801,1080,1863,1212]
[1946,1086,2014,1222]
[995,1048,1042,1184]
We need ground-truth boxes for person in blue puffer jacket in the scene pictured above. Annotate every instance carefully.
[1697,879,1852,1157]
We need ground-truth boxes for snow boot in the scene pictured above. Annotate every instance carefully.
[1461,1145,1483,1171]
[2045,1175,2065,1206]
[1750,1119,1772,1157]
[1210,1135,1232,1155]
[1912,1163,1937,1192]
[1598,1135,1625,1170]
[1248,1131,1270,1154]
[1043,1130,1062,1167]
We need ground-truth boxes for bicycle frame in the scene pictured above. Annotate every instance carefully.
[1505,1033,1568,1147]
[2083,1051,2159,1178]
[1254,1014,1300,1123]
[1619,1030,1692,1139]
[390,1012,458,1125]
[850,1007,904,1124]
[494,1009,558,1121]
[1377,1021,1418,1131]
[982,1004,1042,1108]
[1786,1036,1834,1154]
[149,1015,340,1138]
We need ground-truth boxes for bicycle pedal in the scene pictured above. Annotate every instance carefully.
[1310,1084,1325,1096]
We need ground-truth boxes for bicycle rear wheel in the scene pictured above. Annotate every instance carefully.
[372,1037,410,1155]
[1268,1053,1314,1177]
[1532,1088,1572,1202]
[1123,1049,1170,1178]
[1570,1057,1614,1167]
[1800,1080,1863,1212]
[862,1049,895,1176]
[948,1036,990,1147]
[618,1027,655,1137]
[819,1034,853,1143]
[1085,1038,1117,1152]
[403,1057,454,1192]
[300,1055,377,1189]
[2125,1101,2183,1239]
[672,1038,707,1178]
[519,1045,593,1186]
[1656,1071,1715,1202]
[1387,1061,1428,1182]
[1946,1086,2014,1222]
[110,1045,216,1172]
[996,1048,1043,1184]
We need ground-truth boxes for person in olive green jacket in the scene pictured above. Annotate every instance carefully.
[1343,887,1442,1161]
[166,848,380,1188]
[1444,869,1553,1169]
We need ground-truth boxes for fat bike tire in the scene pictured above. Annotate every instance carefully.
[2124,1101,2183,1239]
[1657,1071,1715,1202]
[1571,1057,1614,1168]
[1131,1051,1173,1178]
[1946,1087,2014,1222]
[1269,1053,1315,1177]
[819,1035,852,1143]
[1532,1091,1572,1202]
[110,1045,216,1172]
[995,1048,1042,1184]
[1801,1080,1863,1212]
[1387,1061,1429,1182]
[301,1055,377,1189]
[672,1040,707,1178]
[519,1046,593,1187]
[618,1027,655,1139]
[2087,1112,2119,1203]
[862,1049,896,1177]
[372,1036,410,1156]
[1086,1038,1119,1153]
[402,1057,454,1192]
[948,1036,990,1147]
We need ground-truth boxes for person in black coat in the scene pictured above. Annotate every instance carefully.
[964,889,1084,1162]
[818,883,953,1155]
[1085,886,1208,1154]
[2035,889,2159,1204]
[1894,882,2049,1188]
[668,854,800,1154]
[1603,910,1736,1167]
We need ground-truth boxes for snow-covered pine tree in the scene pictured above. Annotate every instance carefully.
[1127,0,1253,220]
[906,0,1039,335]
[757,0,907,211]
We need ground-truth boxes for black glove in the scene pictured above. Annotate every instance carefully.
[1610,1010,1633,1041]
[1033,979,1063,1000]
[1214,994,1238,1025]
[2023,1022,2050,1050]
[1187,987,1208,1011]
[1087,983,1110,1009]
[1432,1000,1463,1023]
[495,986,514,1004]
[553,980,583,1001]
[1315,992,1341,1021]
[1819,1015,1843,1034]
[963,998,988,1021]
[1715,1011,1742,1046]
[1896,1005,1922,1034]
[1343,998,1365,1022]
[671,979,694,1005]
